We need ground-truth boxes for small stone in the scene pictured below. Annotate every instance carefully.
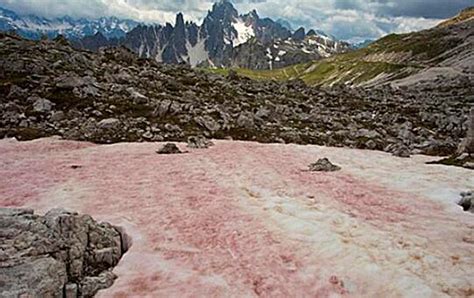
[127,87,148,104]
[157,143,182,154]
[392,145,411,158]
[50,111,65,122]
[194,116,220,132]
[142,131,154,140]
[64,283,78,298]
[459,191,474,212]
[97,118,120,130]
[32,97,54,113]
[308,158,341,172]
[463,162,474,169]
[55,75,85,89]
[187,136,214,149]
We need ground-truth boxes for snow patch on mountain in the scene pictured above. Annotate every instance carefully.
[232,19,255,47]
[186,38,209,67]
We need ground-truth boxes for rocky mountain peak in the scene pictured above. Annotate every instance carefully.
[175,12,185,28]
[208,0,239,23]
[306,29,317,36]
[0,2,349,69]
[292,27,306,41]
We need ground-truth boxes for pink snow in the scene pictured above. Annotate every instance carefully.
[0,137,473,297]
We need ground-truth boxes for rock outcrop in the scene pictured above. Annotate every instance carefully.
[0,208,127,297]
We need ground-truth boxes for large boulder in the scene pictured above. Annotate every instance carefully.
[0,208,126,297]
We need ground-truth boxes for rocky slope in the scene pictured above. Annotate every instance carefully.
[231,30,349,70]
[216,6,474,88]
[0,208,127,297]
[0,32,471,157]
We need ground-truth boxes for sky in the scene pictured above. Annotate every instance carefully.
[0,0,471,43]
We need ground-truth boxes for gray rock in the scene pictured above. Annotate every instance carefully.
[56,75,86,89]
[164,123,182,133]
[0,208,125,298]
[65,283,78,298]
[32,97,54,113]
[357,129,381,140]
[194,115,220,132]
[255,107,271,119]
[127,87,148,104]
[79,271,116,297]
[156,100,172,117]
[157,143,182,154]
[0,257,67,297]
[7,85,28,99]
[308,158,341,172]
[97,118,120,130]
[458,108,474,155]
[463,161,474,169]
[187,136,214,149]
[459,191,474,212]
[50,111,66,122]
[236,111,255,129]
[142,131,154,139]
[392,144,411,158]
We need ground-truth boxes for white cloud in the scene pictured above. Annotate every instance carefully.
[232,0,446,42]
[0,0,465,41]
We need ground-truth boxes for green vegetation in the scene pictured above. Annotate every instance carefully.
[204,14,465,87]
[201,63,309,81]
[204,56,409,87]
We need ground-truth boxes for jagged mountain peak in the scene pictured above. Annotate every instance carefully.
[207,0,239,23]
[175,13,185,29]
[292,27,306,41]
[0,3,349,69]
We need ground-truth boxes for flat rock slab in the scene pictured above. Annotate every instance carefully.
[0,137,473,297]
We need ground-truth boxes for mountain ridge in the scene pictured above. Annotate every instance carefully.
[0,1,350,68]
[209,7,474,88]
[0,7,139,40]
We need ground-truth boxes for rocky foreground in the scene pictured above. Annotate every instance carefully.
[0,137,473,296]
[1,33,472,157]
[0,208,127,297]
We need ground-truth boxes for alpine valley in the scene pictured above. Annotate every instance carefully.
[0,0,350,68]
